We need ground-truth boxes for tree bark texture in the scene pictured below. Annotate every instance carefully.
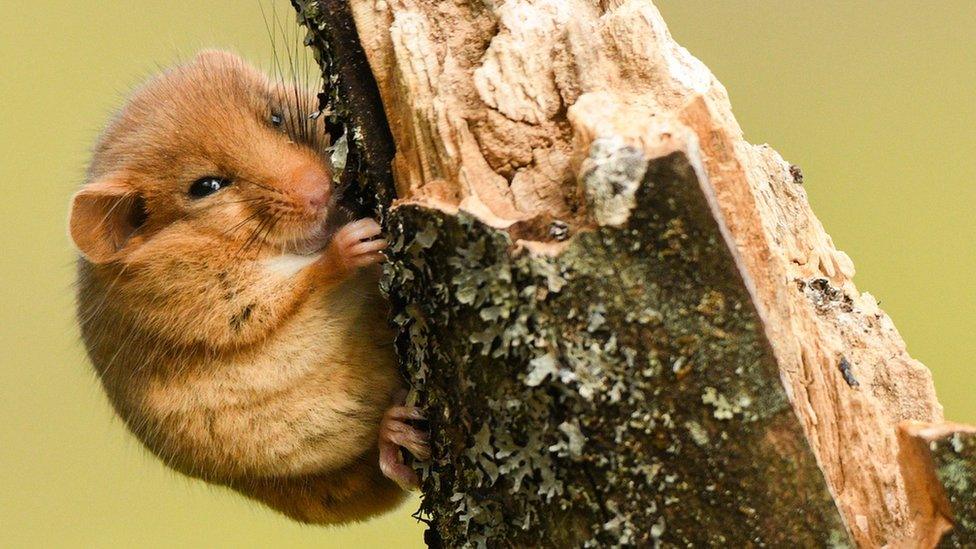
[293,1,975,546]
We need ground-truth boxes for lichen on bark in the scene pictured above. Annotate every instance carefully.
[381,144,847,547]
[934,431,976,547]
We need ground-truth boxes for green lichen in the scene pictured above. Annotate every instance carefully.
[382,147,848,547]
[931,431,976,547]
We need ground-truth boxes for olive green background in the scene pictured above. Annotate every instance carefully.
[1,1,972,547]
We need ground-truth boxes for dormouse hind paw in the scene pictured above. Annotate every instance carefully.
[378,405,430,490]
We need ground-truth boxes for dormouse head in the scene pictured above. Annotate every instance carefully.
[69,50,337,266]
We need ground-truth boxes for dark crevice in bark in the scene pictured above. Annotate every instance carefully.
[293,0,396,213]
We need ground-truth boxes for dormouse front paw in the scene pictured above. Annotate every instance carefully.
[330,218,388,271]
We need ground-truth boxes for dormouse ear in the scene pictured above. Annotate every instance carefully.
[68,176,147,264]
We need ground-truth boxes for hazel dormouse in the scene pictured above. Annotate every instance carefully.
[69,50,428,524]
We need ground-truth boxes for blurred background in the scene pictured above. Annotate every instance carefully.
[1,1,972,547]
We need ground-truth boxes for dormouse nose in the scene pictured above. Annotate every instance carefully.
[291,164,331,212]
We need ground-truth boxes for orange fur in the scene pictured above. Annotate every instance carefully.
[70,50,407,523]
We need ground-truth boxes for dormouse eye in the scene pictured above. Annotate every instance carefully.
[189,176,231,199]
[270,111,283,127]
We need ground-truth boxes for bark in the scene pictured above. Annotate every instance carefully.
[292,1,975,546]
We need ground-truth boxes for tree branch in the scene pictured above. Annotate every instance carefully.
[294,1,976,546]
